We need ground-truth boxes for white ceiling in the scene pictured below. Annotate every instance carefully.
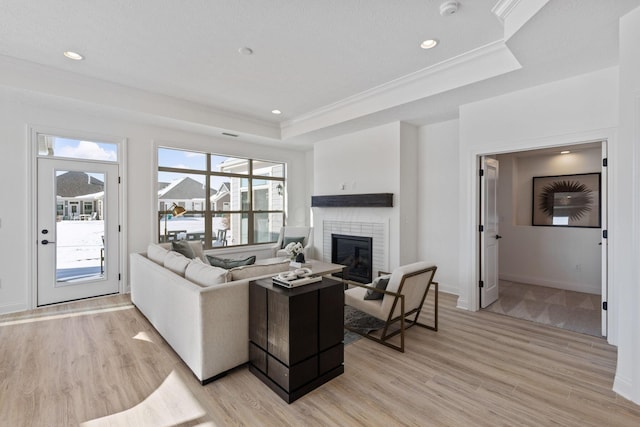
[0,0,638,146]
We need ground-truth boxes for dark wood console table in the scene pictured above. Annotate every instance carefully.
[249,276,344,403]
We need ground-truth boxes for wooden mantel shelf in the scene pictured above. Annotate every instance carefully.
[311,193,393,208]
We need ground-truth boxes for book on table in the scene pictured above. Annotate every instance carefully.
[272,275,322,288]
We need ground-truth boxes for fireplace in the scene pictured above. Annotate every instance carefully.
[331,234,373,283]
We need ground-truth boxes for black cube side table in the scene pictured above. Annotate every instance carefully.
[249,276,344,403]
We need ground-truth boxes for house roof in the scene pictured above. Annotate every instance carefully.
[56,171,104,198]
[158,177,215,200]
[0,1,637,146]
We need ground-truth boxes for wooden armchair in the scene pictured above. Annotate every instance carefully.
[344,261,438,352]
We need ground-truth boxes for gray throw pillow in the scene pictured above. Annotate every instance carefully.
[281,236,305,249]
[364,277,390,300]
[171,240,196,259]
[206,255,256,269]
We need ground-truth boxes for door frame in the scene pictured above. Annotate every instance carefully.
[28,125,128,309]
[470,133,611,338]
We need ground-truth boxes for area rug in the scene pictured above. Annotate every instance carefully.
[344,305,386,345]
[483,280,602,337]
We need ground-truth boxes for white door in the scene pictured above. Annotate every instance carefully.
[480,157,500,308]
[600,142,608,336]
[37,158,120,305]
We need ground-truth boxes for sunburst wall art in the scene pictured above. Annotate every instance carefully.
[532,173,601,228]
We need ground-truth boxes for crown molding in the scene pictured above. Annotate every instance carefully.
[492,0,550,40]
[281,40,521,139]
[491,0,522,22]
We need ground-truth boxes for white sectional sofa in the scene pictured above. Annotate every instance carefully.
[130,242,291,384]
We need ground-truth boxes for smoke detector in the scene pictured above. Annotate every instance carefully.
[440,1,459,16]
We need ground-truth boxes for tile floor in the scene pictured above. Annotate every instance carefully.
[483,280,602,337]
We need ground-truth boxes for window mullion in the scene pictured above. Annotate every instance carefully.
[204,154,212,249]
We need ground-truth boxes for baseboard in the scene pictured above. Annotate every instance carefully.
[613,374,635,403]
[437,282,458,296]
[0,302,27,315]
[499,273,601,295]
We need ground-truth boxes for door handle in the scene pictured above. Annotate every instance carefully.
[495,235,502,240]
[41,239,55,245]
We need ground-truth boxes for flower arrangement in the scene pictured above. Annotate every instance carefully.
[284,241,304,260]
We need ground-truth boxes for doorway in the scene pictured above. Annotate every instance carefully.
[34,132,122,306]
[478,141,607,337]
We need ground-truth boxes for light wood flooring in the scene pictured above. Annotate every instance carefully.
[1,292,639,426]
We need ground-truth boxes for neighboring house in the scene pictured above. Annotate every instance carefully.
[56,171,104,220]
[210,182,230,211]
[157,177,215,213]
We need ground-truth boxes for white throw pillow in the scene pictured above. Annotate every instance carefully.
[185,258,227,287]
[164,251,190,276]
[147,244,169,265]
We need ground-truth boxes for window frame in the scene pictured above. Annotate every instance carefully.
[157,148,285,249]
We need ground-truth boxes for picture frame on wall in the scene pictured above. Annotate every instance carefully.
[532,172,601,228]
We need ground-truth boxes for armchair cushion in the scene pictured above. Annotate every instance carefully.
[344,286,388,321]
[364,276,391,300]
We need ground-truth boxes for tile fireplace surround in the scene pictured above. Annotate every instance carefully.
[321,220,387,278]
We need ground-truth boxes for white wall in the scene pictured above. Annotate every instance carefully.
[417,119,460,294]
[312,121,420,272]
[0,86,308,314]
[613,5,640,405]
[496,148,602,294]
[457,67,618,313]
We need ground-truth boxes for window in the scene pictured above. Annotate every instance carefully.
[158,148,285,248]
[37,134,118,162]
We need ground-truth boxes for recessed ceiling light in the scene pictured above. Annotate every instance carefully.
[561,150,571,154]
[238,47,254,55]
[271,109,282,115]
[420,39,439,49]
[63,51,84,60]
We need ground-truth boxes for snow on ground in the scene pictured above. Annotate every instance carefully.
[56,217,224,269]
[56,220,105,269]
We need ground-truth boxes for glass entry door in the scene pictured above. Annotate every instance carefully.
[37,158,120,305]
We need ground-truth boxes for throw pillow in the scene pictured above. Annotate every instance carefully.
[281,236,305,249]
[364,276,391,300]
[164,251,190,276]
[185,258,227,287]
[147,243,169,265]
[172,240,196,259]
[206,255,256,269]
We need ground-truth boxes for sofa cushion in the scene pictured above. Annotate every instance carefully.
[164,251,190,276]
[147,243,169,265]
[228,260,291,281]
[160,240,205,262]
[185,258,227,287]
[364,275,391,300]
[206,255,256,269]
[172,240,196,259]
